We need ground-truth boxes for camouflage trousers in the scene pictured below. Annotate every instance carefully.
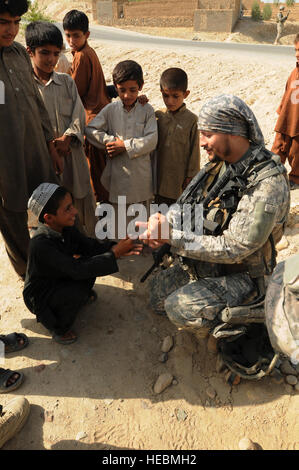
[149,263,256,332]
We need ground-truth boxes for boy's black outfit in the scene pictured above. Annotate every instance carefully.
[23,224,118,335]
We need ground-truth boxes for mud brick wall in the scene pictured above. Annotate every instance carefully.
[123,1,197,19]
[198,0,237,9]
[194,9,235,32]
[194,0,241,32]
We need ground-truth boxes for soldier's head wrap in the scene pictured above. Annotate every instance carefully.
[28,183,60,219]
[198,94,264,146]
[279,5,285,10]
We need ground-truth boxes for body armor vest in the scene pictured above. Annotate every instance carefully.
[177,145,288,283]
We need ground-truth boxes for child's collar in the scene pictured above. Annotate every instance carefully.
[72,40,88,54]
[167,103,186,115]
[34,222,63,239]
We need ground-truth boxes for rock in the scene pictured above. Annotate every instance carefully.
[104,398,114,405]
[270,368,284,385]
[295,383,299,392]
[286,375,298,386]
[285,384,294,394]
[238,437,259,450]
[161,336,173,353]
[175,408,188,422]
[276,236,289,251]
[280,360,298,376]
[76,431,87,441]
[153,372,173,394]
[206,386,216,399]
[172,379,178,385]
[207,335,218,354]
[158,352,168,363]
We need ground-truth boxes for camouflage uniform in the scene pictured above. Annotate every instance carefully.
[150,95,290,335]
[274,7,289,45]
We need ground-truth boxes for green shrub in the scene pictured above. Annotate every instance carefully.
[23,1,52,23]
[262,4,272,21]
[286,0,295,7]
[251,1,262,21]
[273,0,280,6]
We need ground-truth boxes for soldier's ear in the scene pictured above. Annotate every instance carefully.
[184,90,190,99]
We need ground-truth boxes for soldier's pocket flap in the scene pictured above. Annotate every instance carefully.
[248,201,276,245]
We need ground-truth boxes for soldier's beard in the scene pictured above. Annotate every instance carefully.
[210,155,222,163]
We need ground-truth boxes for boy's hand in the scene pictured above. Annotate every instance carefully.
[54,135,72,157]
[111,238,143,258]
[138,94,149,106]
[182,177,192,190]
[106,138,126,158]
[136,212,170,249]
[48,140,64,175]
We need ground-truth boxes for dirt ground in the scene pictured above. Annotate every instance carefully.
[0,3,299,452]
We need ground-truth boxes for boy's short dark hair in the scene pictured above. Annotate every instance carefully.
[160,68,188,92]
[0,0,28,16]
[112,60,144,88]
[25,21,63,52]
[39,186,71,223]
[294,33,299,44]
[63,9,89,33]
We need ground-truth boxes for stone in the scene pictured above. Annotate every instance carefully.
[285,384,293,394]
[104,398,114,405]
[161,336,173,353]
[158,352,168,363]
[286,375,298,386]
[294,383,299,392]
[153,372,173,394]
[238,437,259,450]
[172,379,178,385]
[76,431,87,441]
[280,360,298,376]
[206,386,216,399]
[270,369,284,385]
[175,408,188,422]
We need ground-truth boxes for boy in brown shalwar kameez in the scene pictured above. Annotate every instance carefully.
[155,68,200,206]
[63,10,111,202]
[272,34,299,189]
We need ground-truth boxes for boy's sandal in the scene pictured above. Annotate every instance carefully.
[52,332,77,345]
[0,333,29,354]
[0,368,24,394]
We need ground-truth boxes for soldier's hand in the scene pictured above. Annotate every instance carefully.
[136,212,170,246]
